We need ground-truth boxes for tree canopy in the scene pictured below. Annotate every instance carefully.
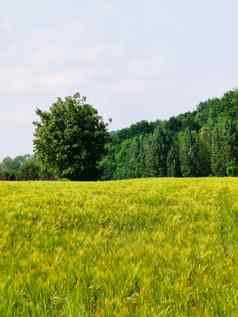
[101,90,238,179]
[33,93,109,180]
[2,90,238,181]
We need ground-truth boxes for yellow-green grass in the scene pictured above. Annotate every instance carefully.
[1,179,238,316]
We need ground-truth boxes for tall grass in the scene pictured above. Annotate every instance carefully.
[0,178,238,316]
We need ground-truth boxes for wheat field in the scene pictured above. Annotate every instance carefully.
[0,179,238,316]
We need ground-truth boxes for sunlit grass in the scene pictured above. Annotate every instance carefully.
[0,178,238,316]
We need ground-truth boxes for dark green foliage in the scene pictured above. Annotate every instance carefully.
[101,89,238,179]
[33,93,109,181]
[211,126,227,176]
[112,120,155,144]
[178,129,201,177]
[0,155,48,180]
[2,89,238,180]
[0,155,30,180]
[153,125,171,177]
[18,158,41,180]
[142,134,157,177]
[167,142,181,177]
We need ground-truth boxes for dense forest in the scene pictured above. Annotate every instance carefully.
[1,90,238,180]
[100,90,238,179]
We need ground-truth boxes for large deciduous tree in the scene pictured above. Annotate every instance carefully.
[33,93,109,180]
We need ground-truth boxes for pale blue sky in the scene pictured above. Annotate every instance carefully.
[1,0,238,158]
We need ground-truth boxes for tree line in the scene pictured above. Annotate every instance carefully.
[100,90,238,179]
[1,90,238,180]
[0,155,54,180]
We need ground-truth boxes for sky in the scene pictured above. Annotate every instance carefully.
[1,0,238,158]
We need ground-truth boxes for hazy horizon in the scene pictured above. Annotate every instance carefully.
[1,0,238,159]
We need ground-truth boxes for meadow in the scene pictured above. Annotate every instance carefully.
[0,178,238,316]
